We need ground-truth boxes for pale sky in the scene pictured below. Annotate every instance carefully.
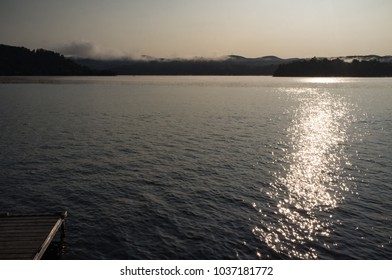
[1,0,391,58]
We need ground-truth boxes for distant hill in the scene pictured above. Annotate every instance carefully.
[2,43,392,76]
[274,57,392,77]
[0,44,113,75]
[73,55,298,76]
[73,55,392,76]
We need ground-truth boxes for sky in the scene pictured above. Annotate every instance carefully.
[1,0,391,59]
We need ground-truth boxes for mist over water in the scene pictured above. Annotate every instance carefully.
[0,76,391,259]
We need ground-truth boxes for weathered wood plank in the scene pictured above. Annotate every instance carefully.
[0,222,55,229]
[0,221,59,228]
[0,232,51,240]
[0,215,60,219]
[0,222,58,229]
[0,228,55,235]
[0,216,60,222]
[0,253,35,260]
[0,247,41,254]
[0,240,43,249]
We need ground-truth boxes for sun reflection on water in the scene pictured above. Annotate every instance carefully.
[300,77,346,84]
[254,88,352,259]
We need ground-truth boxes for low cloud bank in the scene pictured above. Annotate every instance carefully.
[54,41,130,59]
[53,40,229,61]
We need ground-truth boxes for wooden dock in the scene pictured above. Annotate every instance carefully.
[0,211,67,260]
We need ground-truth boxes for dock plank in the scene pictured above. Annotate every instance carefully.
[0,240,43,249]
[0,253,35,260]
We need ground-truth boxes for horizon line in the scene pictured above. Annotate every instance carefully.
[2,43,392,61]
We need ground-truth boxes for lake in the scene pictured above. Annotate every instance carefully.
[0,76,391,259]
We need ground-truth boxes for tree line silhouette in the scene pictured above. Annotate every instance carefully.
[74,56,283,75]
[274,57,392,77]
[2,44,392,77]
[0,44,113,75]
[101,59,279,75]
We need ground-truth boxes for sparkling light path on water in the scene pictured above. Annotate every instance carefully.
[254,84,354,259]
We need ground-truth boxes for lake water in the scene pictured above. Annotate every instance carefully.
[0,76,391,259]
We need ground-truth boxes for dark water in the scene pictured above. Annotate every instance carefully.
[0,76,391,259]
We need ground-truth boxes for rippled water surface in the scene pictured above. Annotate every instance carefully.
[0,76,391,259]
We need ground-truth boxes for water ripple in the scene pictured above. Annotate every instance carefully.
[1,77,391,259]
[254,88,354,259]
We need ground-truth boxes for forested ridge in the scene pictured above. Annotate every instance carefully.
[0,44,113,75]
[274,57,392,77]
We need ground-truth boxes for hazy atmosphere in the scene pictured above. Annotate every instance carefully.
[1,0,391,58]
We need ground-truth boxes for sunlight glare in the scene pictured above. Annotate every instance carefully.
[254,88,352,259]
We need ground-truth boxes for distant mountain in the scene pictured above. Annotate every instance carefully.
[77,54,392,76]
[0,44,113,76]
[2,43,391,76]
[73,55,298,75]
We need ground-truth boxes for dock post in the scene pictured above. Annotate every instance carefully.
[60,211,68,240]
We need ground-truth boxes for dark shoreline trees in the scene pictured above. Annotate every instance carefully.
[0,44,114,76]
[2,44,392,77]
[273,57,392,77]
[73,57,283,75]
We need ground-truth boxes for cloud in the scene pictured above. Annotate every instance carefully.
[53,41,232,61]
[54,41,129,59]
